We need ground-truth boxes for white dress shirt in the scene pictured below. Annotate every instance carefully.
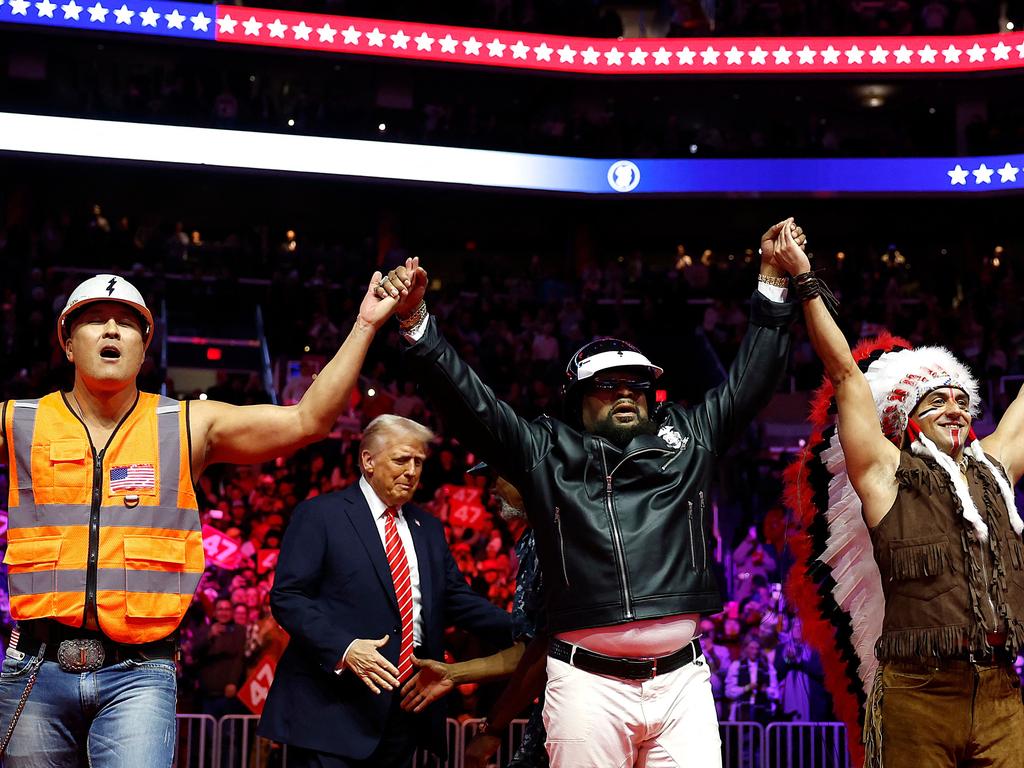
[340,477,424,669]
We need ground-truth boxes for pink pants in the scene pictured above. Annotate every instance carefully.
[542,653,722,768]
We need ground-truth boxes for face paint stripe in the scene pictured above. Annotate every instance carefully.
[950,426,962,454]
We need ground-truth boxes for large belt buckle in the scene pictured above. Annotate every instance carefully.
[57,639,105,672]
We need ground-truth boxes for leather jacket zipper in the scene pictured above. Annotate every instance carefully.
[599,442,672,621]
[697,490,707,571]
[554,507,570,588]
[660,448,683,471]
[687,501,698,567]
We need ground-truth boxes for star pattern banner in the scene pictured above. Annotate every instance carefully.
[2,0,1024,75]
[0,0,214,38]
[0,111,1021,195]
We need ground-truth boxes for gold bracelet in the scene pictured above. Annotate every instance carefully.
[397,300,428,331]
[758,273,788,288]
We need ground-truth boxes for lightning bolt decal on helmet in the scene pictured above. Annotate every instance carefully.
[57,274,155,348]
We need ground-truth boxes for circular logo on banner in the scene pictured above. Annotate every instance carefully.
[607,160,641,192]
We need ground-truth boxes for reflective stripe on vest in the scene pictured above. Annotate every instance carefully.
[4,392,203,643]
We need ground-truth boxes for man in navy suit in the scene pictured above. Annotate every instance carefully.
[259,414,513,768]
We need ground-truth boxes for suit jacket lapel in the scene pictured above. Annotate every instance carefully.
[406,506,434,636]
[344,486,399,614]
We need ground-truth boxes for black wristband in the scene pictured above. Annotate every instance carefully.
[793,270,839,319]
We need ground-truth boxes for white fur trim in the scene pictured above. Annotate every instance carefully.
[969,443,1024,537]
[911,434,989,541]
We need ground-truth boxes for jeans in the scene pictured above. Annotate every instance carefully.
[0,647,177,768]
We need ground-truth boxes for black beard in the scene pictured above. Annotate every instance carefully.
[591,414,658,448]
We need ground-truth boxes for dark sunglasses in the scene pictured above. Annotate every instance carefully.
[588,377,652,392]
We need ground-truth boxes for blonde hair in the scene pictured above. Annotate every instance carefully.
[359,414,435,461]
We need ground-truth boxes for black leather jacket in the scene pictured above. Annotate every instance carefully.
[405,291,797,633]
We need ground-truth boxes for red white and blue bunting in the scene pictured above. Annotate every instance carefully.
[2,0,1024,76]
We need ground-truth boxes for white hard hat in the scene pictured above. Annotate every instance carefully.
[57,274,154,348]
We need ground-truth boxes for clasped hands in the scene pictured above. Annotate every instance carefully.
[761,217,811,277]
[341,636,454,712]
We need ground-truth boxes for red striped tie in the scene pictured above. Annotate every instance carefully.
[384,507,415,682]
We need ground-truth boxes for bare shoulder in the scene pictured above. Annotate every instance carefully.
[851,448,901,529]
[187,397,247,431]
[184,398,221,477]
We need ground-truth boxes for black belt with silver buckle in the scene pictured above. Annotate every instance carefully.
[14,621,177,673]
[548,637,702,680]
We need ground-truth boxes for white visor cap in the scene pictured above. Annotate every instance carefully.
[575,349,664,382]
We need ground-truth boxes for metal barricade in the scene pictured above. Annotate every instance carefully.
[720,721,765,768]
[216,714,289,768]
[506,717,529,763]
[765,722,850,768]
[198,714,857,767]
[174,714,217,768]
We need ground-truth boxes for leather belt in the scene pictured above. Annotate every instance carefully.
[13,621,176,672]
[549,637,702,680]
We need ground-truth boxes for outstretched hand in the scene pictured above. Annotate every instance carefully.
[400,655,455,712]
[340,635,400,695]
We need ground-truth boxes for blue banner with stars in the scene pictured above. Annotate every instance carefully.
[0,0,214,39]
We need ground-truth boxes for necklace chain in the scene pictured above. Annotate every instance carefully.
[71,391,87,423]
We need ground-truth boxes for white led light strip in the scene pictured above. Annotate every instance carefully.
[0,111,572,191]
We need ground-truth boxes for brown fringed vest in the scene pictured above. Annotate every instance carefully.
[870,450,1024,661]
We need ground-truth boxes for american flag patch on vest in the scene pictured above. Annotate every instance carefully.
[110,464,155,492]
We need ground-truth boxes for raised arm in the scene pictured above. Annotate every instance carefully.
[774,223,899,526]
[188,272,398,477]
[979,379,1024,483]
[386,258,550,484]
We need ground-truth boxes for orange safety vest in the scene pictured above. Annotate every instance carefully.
[3,391,203,644]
